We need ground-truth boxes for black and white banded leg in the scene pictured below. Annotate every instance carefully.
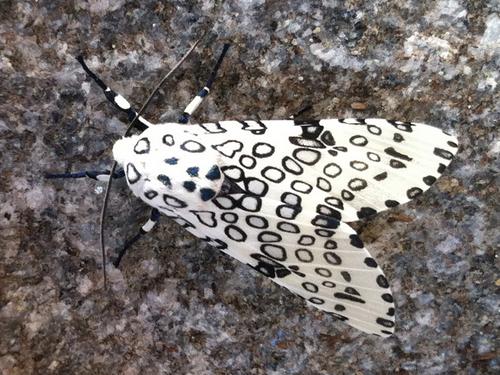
[113,208,161,267]
[45,168,125,181]
[76,55,152,131]
[178,43,230,124]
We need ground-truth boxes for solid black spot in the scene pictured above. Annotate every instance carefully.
[390,159,406,168]
[376,318,395,328]
[437,163,446,174]
[205,165,221,181]
[348,178,367,191]
[433,147,453,160]
[334,304,346,311]
[447,140,458,148]
[333,292,365,304]
[357,207,377,219]
[387,307,395,316]
[385,200,399,208]
[183,180,196,192]
[162,134,174,146]
[165,157,178,165]
[374,172,388,181]
[382,293,394,303]
[423,175,437,186]
[377,275,389,288]
[341,189,355,201]
[344,287,360,296]
[393,133,404,142]
[328,149,338,157]
[364,257,378,268]
[349,135,368,146]
[385,147,412,161]
[349,234,363,248]
[302,282,319,293]
[200,188,216,201]
[157,174,172,188]
[407,187,423,199]
[323,252,342,265]
[144,190,158,199]
[341,271,351,282]
[186,166,199,177]
[320,130,335,145]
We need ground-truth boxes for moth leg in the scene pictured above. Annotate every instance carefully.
[76,55,151,131]
[113,208,161,267]
[178,43,230,124]
[45,168,125,181]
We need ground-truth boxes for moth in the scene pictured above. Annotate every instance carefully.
[47,43,459,337]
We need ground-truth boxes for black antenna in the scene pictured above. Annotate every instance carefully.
[98,35,205,288]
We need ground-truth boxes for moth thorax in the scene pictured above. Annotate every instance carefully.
[113,136,139,166]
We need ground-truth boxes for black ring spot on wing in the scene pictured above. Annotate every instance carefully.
[245,215,269,229]
[134,137,150,154]
[252,142,275,158]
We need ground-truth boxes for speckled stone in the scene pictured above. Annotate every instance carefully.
[0,1,498,374]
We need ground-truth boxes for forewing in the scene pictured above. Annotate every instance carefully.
[130,118,458,336]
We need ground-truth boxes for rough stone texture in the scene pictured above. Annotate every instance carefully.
[0,1,498,374]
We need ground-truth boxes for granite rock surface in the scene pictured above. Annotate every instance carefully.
[0,1,498,374]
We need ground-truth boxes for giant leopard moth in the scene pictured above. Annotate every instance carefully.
[47,41,459,337]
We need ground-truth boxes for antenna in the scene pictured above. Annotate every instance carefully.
[99,35,205,288]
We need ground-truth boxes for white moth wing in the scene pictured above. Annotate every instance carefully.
[116,118,458,336]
